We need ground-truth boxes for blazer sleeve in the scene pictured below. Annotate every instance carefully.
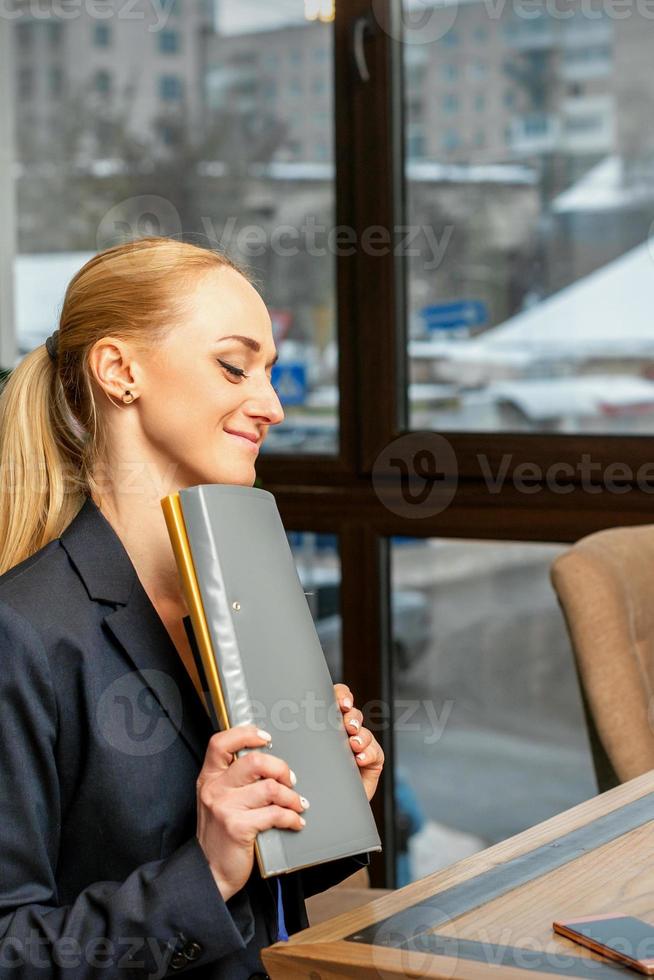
[0,600,255,978]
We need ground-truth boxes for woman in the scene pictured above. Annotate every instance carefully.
[0,237,384,978]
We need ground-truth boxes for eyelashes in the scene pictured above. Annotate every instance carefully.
[217,359,248,380]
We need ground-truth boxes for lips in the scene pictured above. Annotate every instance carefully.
[224,428,260,447]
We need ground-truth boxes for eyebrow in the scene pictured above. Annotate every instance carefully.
[216,334,279,368]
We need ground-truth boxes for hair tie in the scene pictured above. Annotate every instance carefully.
[45,330,59,362]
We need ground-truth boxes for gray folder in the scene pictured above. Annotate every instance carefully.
[177,483,382,877]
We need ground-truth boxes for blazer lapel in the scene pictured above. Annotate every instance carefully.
[60,495,215,766]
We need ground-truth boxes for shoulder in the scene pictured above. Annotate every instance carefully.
[0,536,88,632]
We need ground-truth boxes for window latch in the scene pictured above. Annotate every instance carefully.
[352,12,376,84]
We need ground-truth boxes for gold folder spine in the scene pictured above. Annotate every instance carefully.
[160,492,229,732]
[160,492,269,878]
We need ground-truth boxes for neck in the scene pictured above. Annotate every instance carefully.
[90,460,187,612]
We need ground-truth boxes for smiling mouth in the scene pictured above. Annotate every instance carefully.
[224,429,260,450]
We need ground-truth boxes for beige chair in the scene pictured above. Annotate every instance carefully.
[305,866,393,926]
[550,525,654,791]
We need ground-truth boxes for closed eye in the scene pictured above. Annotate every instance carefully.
[217,359,248,379]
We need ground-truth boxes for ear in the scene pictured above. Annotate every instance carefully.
[89,337,142,403]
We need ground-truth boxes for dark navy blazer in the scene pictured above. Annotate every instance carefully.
[0,496,368,978]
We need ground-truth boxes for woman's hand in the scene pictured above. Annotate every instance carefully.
[196,725,308,901]
[334,683,384,802]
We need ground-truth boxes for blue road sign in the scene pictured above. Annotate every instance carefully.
[271,363,307,406]
[421,300,488,332]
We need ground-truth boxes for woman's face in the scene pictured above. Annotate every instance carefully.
[129,266,285,489]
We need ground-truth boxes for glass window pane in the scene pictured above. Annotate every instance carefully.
[286,531,342,683]
[403,1,654,435]
[10,1,337,454]
[390,537,596,887]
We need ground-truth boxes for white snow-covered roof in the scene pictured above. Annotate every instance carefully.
[411,240,654,365]
[482,240,654,357]
[552,156,654,213]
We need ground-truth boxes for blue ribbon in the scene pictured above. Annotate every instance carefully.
[276,877,289,942]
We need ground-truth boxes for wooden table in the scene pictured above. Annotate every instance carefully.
[263,770,654,979]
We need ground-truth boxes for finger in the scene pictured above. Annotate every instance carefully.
[245,804,307,836]
[343,708,364,733]
[226,750,297,790]
[240,778,310,815]
[349,728,372,752]
[334,683,353,709]
[202,725,272,772]
[355,737,384,767]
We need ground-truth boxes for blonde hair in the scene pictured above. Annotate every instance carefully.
[0,236,249,575]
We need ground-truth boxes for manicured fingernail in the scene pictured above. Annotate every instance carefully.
[352,735,363,746]
[348,719,360,730]
[289,769,297,786]
[342,697,353,708]
[257,729,272,742]
[299,816,306,827]
[299,796,310,810]
[356,752,366,761]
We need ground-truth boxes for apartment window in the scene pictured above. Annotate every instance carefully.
[94,70,112,95]
[289,77,302,96]
[565,114,603,134]
[442,30,459,46]
[159,75,183,101]
[443,93,459,114]
[159,30,180,54]
[312,77,326,95]
[93,23,111,47]
[17,67,34,100]
[442,63,458,82]
[48,22,63,47]
[474,93,485,111]
[290,47,302,65]
[16,22,34,47]
[157,122,181,147]
[442,128,460,149]
[49,66,63,99]
[407,130,426,159]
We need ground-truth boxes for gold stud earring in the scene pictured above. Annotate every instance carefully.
[122,390,135,404]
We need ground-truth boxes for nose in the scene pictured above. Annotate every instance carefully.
[245,374,285,426]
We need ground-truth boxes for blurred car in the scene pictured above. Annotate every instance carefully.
[296,565,431,677]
